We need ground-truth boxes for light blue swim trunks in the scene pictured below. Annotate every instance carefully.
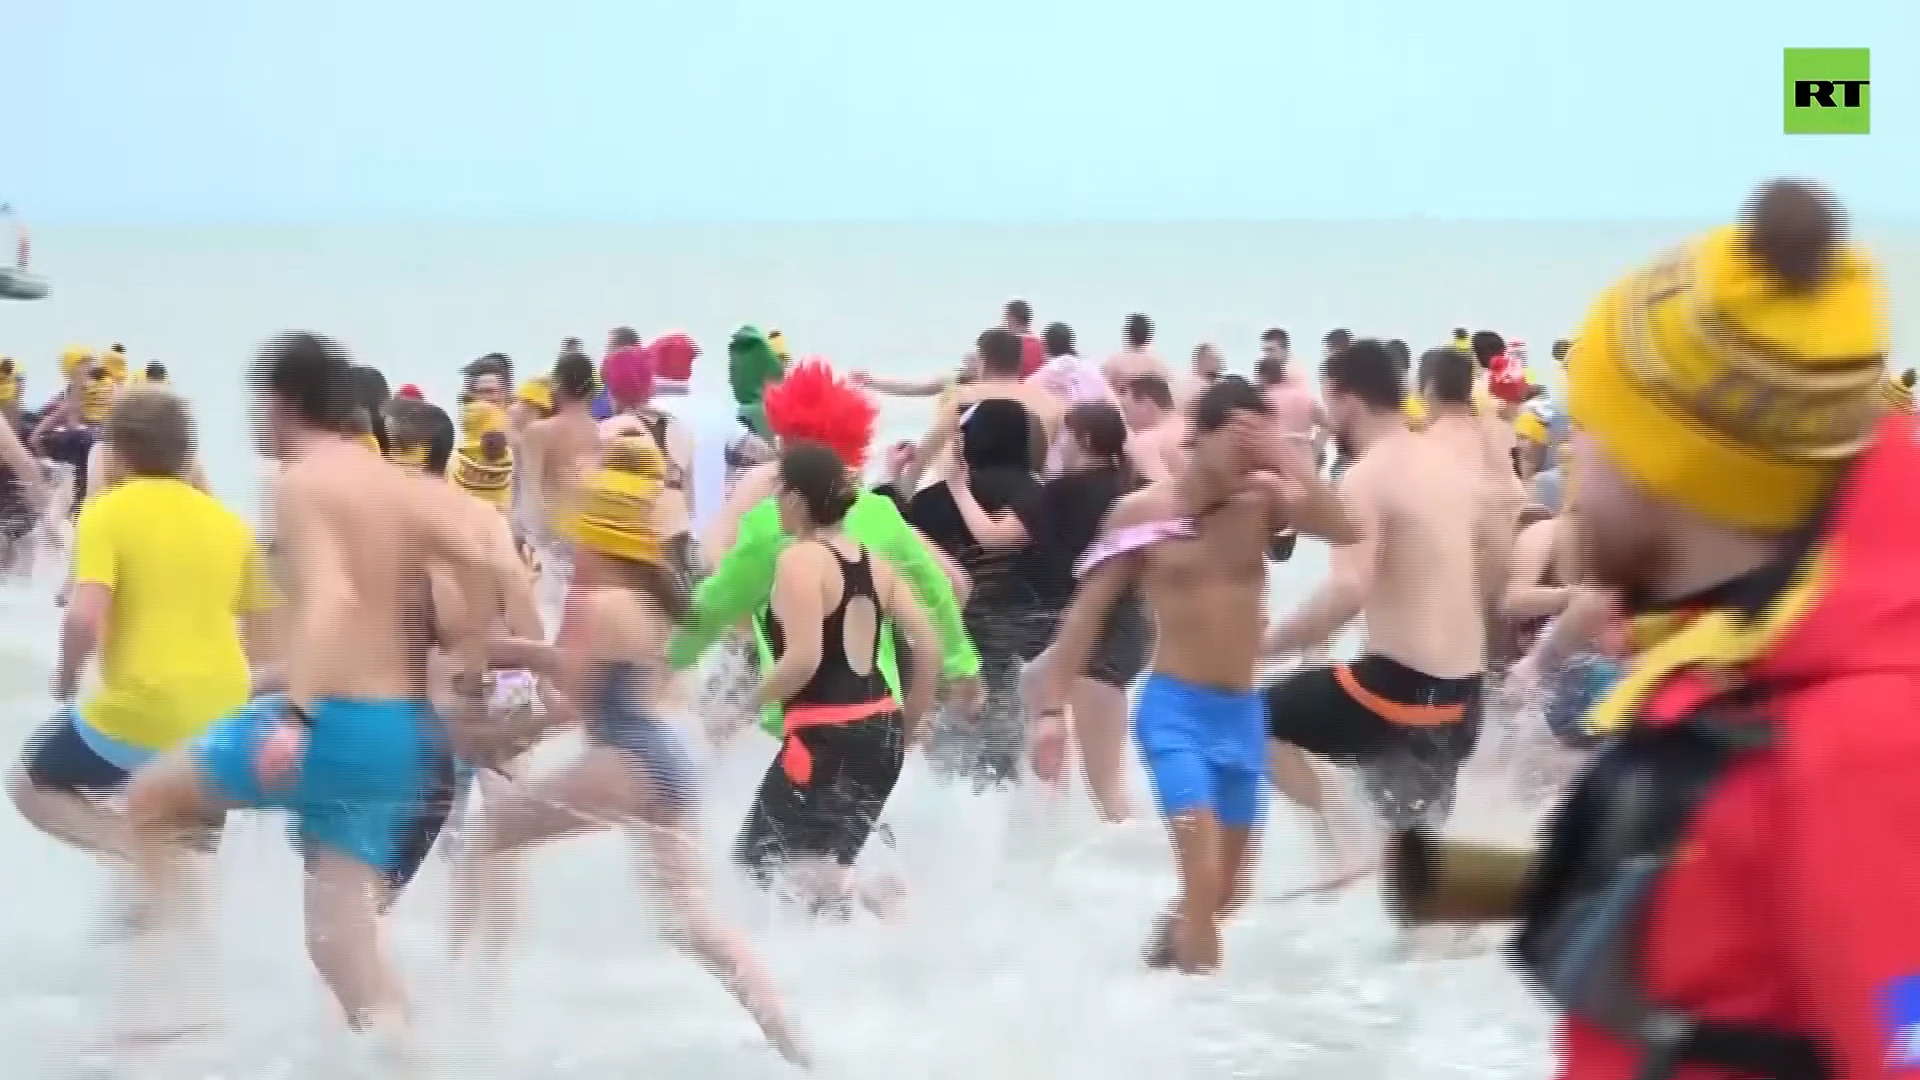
[1133,673,1267,828]
[191,696,444,875]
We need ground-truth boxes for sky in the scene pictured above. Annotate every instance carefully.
[7,0,1914,225]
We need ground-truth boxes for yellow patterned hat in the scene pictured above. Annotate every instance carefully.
[1566,182,1888,532]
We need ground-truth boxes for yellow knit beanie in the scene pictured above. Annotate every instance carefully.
[563,435,668,568]
[1566,180,1890,532]
[450,400,513,509]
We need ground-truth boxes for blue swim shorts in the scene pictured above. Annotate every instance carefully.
[1133,673,1267,829]
[191,696,445,876]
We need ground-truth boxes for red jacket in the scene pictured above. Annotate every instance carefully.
[1561,411,1920,1080]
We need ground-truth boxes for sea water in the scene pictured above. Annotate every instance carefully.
[1,221,1914,1077]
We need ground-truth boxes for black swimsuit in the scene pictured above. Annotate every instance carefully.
[735,545,906,885]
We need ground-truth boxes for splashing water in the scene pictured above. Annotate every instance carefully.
[0,571,1558,1078]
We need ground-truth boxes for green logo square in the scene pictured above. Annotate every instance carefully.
[1785,48,1870,134]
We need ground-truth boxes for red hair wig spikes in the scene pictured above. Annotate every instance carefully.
[762,359,878,470]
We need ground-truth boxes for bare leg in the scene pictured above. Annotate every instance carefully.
[1267,742,1372,891]
[1212,824,1259,922]
[9,768,131,859]
[641,821,811,1067]
[117,752,232,1047]
[449,751,616,961]
[1166,809,1226,974]
[122,752,230,933]
[1068,677,1133,822]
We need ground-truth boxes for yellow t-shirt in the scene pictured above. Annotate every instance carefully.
[74,478,272,751]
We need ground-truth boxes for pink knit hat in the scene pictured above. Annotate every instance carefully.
[601,343,655,406]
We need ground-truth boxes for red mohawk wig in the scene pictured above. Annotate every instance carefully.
[763,359,878,471]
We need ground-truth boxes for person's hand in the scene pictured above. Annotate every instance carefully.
[254,708,309,788]
[883,441,917,484]
[50,668,77,703]
[944,452,969,486]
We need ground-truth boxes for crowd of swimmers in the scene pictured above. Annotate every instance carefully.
[0,211,1913,1075]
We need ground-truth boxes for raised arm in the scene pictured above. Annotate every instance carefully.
[1266,467,1379,656]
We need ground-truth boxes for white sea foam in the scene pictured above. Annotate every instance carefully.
[0,559,1559,1079]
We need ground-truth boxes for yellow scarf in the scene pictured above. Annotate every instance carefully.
[1584,549,1831,738]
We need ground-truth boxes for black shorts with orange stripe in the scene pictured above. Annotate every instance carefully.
[1264,656,1484,830]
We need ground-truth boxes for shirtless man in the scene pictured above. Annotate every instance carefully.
[1103,312,1169,394]
[900,328,1058,494]
[1257,333,1327,466]
[516,354,603,624]
[1040,376,1357,975]
[1415,346,1527,585]
[123,332,499,1071]
[1255,341,1330,564]
[1322,328,1353,363]
[1180,342,1225,410]
[1263,341,1517,890]
[1117,375,1187,483]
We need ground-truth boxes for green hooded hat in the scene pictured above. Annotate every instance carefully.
[728,325,784,440]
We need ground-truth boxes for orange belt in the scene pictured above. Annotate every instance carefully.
[1334,664,1467,727]
[781,698,897,785]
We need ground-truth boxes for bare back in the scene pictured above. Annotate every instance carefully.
[1263,375,1320,441]
[1127,420,1186,484]
[523,407,602,541]
[1342,429,1491,680]
[277,441,446,700]
[1104,349,1170,394]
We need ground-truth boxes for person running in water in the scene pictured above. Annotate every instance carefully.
[734,440,941,917]
[517,353,603,630]
[1118,375,1188,484]
[0,402,47,574]
[1102,313,1169,395]
[122,332,498,1072]
[11,389,270,970]
[1039,377,1355,974]
[943,401,1149,819]
[451,435,810,1067]
[599,342,701,588]
[1263,343,1516,892]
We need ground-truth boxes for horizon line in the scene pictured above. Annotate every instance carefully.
[26,215,1920,230]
